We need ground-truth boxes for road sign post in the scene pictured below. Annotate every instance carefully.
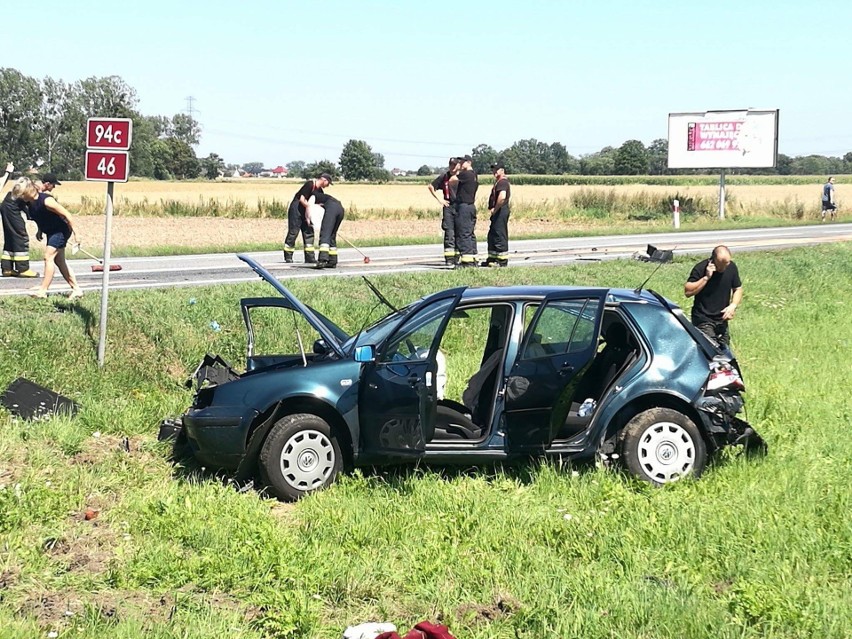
[86,117,132,367]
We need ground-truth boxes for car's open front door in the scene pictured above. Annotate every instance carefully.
[503,290,607,451]
[359,288,465,458]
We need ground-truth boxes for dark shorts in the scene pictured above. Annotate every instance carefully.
[822,201,836,211]
[46,232,71,249]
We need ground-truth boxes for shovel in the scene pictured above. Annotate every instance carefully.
[71,243,122,272]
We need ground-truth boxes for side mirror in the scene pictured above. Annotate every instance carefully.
[354,345,376,363]
[313,339,328,355]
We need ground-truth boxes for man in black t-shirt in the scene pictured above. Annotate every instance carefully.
[485,162,510,267]
[311,192,345,268]
[283,173,332,263]
[453,155,479,267]
[427,157,461,265]
[685,245,743,346]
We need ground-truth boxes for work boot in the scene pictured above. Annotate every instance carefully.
[304,253,316,264]
[16,269,39,278]
[283,250,294,263]
[1,270,14,277]
[314,260,327,270]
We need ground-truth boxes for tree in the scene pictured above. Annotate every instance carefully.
[368,167,392,182]
[776,153,793,176]
[613,140,648,175]
[646,138,669,175]
[36,77,76,175]
[202,153,225,179]
[301,160,339,180]
[0,68,43,170]
[416,164,433,176]
[286,160,306,176]
[580,148,616,175]
[471,144,498,174]
[339,139,379,180]
[502,138,555,174]
[372,152,385,169]
[549,142,579,174]
[165,138,200,179]
[172,113,201,146]
[242,162,264,176]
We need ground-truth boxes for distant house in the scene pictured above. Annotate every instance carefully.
[391,168,408,176]
[271,166,288,178]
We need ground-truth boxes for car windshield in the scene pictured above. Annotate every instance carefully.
[342,303,414,353]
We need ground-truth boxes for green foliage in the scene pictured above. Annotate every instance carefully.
[1,246,852,637]
[286,160,306,176]
[241,161,264,176]
[416,164,433,176]
[302,159,340,181]
[614,140,649,175]
[339,139,382,181]
[201,153,225,180]
[0,68,43,170]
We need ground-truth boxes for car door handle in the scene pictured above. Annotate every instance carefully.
[559,362,574,376]
[407,374,420,387]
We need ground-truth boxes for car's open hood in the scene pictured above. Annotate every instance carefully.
[237,254,346,358]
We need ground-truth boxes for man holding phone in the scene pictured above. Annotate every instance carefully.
[684,245,743,346]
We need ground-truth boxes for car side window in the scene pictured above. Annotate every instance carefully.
[380,298,454,363]
[523,299,595,359]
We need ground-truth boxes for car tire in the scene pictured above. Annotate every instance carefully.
[620,408,707,485]
[259,413,342,501]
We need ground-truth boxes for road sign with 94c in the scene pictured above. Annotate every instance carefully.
[87,118,133,150]
[85,150,130,182]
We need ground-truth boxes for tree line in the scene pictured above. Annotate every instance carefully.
[0,68,232,180]
[3,68,849,182]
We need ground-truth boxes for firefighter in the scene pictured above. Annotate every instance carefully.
[1,177,40,278]
[427,157,461,265]
[485,162,511,267]
[283,173,332,263]
[311,192,345,269]
[453,155,479,268]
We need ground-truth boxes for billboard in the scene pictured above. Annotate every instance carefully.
[667,109,779,169]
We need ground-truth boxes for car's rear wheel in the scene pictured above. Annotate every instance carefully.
[620,408,707,485]
[259,413,342,501]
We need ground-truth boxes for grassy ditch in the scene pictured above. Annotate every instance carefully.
[1,246,851,638]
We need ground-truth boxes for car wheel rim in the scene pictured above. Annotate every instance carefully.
[279,429,335,491]
[637,421,695,483]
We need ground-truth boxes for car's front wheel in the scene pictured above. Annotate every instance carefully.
[259,413,342,501]
[620,408,707,485]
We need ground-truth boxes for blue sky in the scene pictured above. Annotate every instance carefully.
[6,0,850,169]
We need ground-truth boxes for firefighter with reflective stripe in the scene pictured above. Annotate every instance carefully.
[311,192,345,269]
[485,162,510,267]
[283,173,332,263]
[427,157,461,265]
[1,177,39,277]
[453,154,479,268]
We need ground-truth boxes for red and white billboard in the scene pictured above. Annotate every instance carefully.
[85,150,130,182]
[87,117,133,150]
[668,109,779,169]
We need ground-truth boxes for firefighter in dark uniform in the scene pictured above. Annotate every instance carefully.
[283,173,332,263]
[1,178,39,277]
[485,162,510,267]
[311,192,345,268]
[427,157,461,265]
[453,155,479,268]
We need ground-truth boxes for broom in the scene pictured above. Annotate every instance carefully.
[71,243,122,272]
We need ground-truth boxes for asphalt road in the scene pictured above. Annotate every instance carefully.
[2,223,851,297]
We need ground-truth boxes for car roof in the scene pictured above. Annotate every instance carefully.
[459,286,669,306]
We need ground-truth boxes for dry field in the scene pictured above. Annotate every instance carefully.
[54,179,831,212]
[10,179,838,252]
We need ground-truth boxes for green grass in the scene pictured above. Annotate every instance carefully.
[1,246,851,638]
